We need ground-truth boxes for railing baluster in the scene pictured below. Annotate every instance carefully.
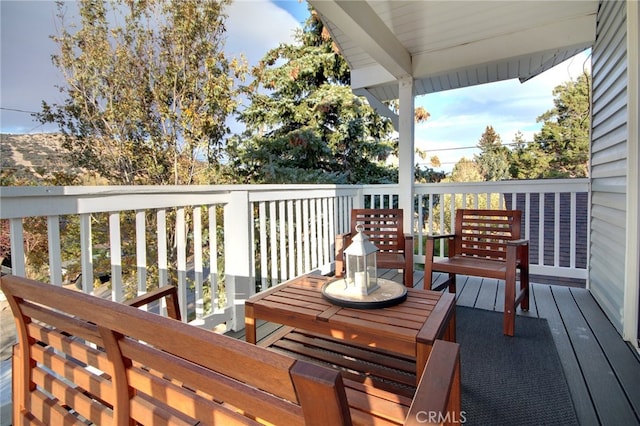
[258,201,268,291]
[47,215,62,286]
[109,212,123,302]
[269,201,278,287]
[79,213,93,293]
[295,199,303,275]
[310,199,318,270]
[9,218,26,277]
[157,209,168,288]
[193,206,203,319]
[278,200,287,281]
[301,199,309,272]
[538,194,545,267]
[287,199,295,279]
[209,205,218,311]
[135,210,146,298]
[176,207,187,322]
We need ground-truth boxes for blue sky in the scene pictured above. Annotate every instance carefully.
[0,0,590,173]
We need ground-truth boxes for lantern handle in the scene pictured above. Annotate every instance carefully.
[355,224,364,233]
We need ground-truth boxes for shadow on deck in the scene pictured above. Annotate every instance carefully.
[232,269,640,426]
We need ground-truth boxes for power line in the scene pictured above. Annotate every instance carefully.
[0,107,39,114]
[425,139,540,153]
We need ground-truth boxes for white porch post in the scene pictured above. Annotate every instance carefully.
[398,75,415,232]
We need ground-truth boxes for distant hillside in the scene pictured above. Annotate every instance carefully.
[1,133,81,180]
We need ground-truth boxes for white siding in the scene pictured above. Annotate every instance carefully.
[590,0,628,332]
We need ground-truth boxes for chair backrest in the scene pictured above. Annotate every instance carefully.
[1,275,352,426]
[350,209,404,252]
[454,209,522,261]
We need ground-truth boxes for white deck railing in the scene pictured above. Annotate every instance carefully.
[0,179,588,331]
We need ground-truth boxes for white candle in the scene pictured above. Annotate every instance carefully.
[354,271,366,290]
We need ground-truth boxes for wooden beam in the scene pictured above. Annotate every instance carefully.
[311,0,412,78]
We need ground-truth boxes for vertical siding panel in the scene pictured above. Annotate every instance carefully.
[590,0,627,332]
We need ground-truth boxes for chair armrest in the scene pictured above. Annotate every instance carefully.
[403,233,414,252]
[125,285,181,321]
[406,339,461,426]
[426,234,456,240]
[334,232,352,277]
[506,239,529,246]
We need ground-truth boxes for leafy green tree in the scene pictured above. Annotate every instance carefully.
[510,72,590,179]
[509,131,550,179]
[474,125,511,181]
[533,72,590,178]
[227,10,398,184]
[38,0,246,185]
[449,157,483,182]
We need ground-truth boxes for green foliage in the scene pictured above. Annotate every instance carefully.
[227,10,399,184]
[474,125,511,181]
[37,0,246,185]
[510,72,591,178]
[454,72,591,182]
[448,157,483,182]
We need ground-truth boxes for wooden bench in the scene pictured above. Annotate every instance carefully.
[2,275,461,425]
[425,209,530,336]
[336,209,414,287]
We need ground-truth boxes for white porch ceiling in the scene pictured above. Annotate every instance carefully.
[309,0,598,105]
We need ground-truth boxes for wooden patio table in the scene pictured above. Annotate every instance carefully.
[245,273,456,383]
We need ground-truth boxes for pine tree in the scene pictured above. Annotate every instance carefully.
[474,125,511,181]
[226,10,398,184]
[534,72,590,178]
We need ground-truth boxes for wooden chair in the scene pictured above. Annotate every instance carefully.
[425,209,529,336]
[335,208,414,287]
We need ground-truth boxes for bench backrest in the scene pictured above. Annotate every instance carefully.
[1,275,352,426]
[453,209,523,261]
[350,209,405,252]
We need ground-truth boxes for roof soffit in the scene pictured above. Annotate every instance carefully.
[310,0,598,101]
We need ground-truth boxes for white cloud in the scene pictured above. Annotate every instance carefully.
[225,0,301,67]
[0,0,302,134]
[416,51,592,172]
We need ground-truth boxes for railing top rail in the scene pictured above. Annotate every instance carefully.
[0,183,365,198]
[414,178,589,194]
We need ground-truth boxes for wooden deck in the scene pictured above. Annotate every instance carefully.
[235,270,640,426]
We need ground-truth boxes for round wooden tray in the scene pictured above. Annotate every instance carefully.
[321,278,407,309]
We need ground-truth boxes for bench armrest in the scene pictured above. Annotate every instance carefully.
[125,285,181,321]
[406,339,461,426]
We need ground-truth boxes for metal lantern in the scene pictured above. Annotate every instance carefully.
[344,224,379,296]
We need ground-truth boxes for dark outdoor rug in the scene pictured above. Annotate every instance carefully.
[458,307,578,426]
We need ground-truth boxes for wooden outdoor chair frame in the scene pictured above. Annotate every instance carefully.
[425,209,530,336]
[335,208,414,287]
